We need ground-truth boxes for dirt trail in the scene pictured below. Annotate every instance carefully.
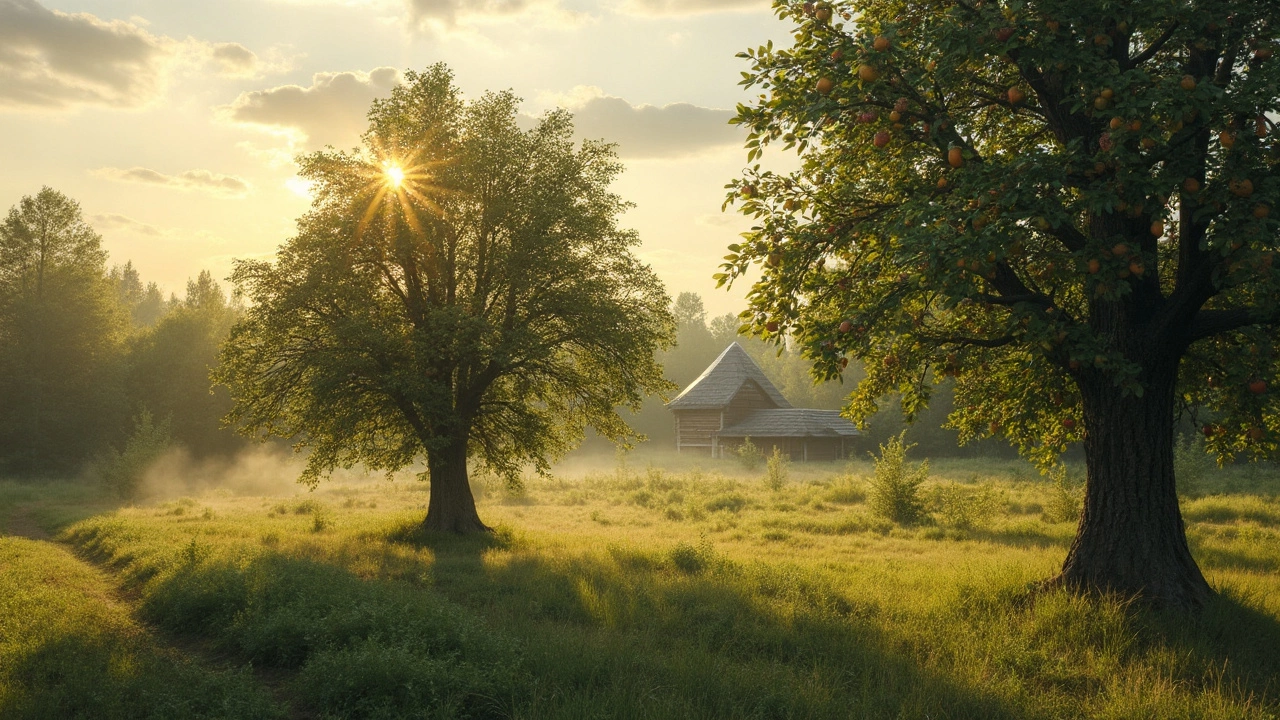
[4,506,51,540]
[1,503,311,719]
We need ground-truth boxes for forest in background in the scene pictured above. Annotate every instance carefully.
[0,188,1002,487]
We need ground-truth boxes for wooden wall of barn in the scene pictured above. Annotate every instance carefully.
[673,410,722,452]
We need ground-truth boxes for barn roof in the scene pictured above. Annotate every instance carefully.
[666,343,791,411]
[716,409,859,438]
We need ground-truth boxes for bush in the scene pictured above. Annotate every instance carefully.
[1043,464,1083,524]
[1174,434,1213,498]
[735,437,764,471]
[99,411,171,499]
[765,447,789,491]
[931,482,1001,530]
[868,432,928,524]
[824,475,866,504]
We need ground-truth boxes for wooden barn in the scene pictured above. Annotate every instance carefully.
[666,343,858,461]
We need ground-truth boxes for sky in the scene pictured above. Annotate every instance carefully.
[0,0,796,317]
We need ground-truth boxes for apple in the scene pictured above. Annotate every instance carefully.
[802,2,815,15]
[1202,424,1215,437]
[1007,87,1025,104]
[1063,418,1076,429]
[1094,33,1110,46]
[1248,427,1265,440]
[1087,258,1101,274]
[858,111,877,123]
[889,111,901,122]
[1255,48,1274,60]
[947,147,964,168]
[1069,359,1081,370]
[766,321,779,333]
[1230,178,1255,197]
[816,77,835,94]
[1250,379,1268,394]
[873,35,891,51]
[1100,88,1114,99]
[1220,131,1236,148]
[1099,133,1113,151]
[1129,261,1144,277]
[830,49,844,62]
[1259,116,1271,138]
[1183,177,1201,193]
[937,177,949,188]
[1046,20,1060,32]
[996,27,1015,42]
[1255,204,1272,219]
[857,64,880,81]
[1180,75,1197,90]
[1094,97,1110,110]
[767,252,781,266]
[839,320,852,333]
[1141,137,1156,149]
[873,131,891,147]
[894,98,909,112]
[840,357,849,369]
[814,7,831,22]
[1112,243,1129,257]
[1109,117,1124,130]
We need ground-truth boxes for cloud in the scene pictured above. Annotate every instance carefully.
[405,0,583,30]
[93,167,252,197]
[90,212,163,236]
[220,67,400,149]
[540,87,740,159]
[0,0,174,110]
[619,0,765,15]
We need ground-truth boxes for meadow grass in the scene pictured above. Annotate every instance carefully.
[2,455,1279,719]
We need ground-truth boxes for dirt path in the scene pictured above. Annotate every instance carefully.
[4,506,51,540]
[1,503,310,719]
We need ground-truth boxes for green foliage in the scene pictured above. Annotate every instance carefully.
[99,411,171,499]
[868,432,928,523]
[765,446,789,490]
[721,0,1280,467]
[215,64,675,500]
[0,188,127,475]
[735,436,764,470]
[931,482,1001,530]
[1174,434,1214,498]
[1044,464,1084,524]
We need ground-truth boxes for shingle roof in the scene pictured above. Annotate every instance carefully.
[716,409,859,438]
[666,343,791,410]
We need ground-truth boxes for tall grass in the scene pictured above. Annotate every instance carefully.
[4,453,1279,719]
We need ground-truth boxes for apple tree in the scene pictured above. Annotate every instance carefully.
[217,65,674,533]
[722,0,1280,607]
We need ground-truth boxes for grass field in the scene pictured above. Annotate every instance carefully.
[2,450,1278,719]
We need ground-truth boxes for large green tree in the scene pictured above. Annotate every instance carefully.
[217,65,674,532]
[0,188,126,474]
[724,0,1279,607]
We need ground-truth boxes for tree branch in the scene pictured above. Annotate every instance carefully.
[1128,23,1180,68]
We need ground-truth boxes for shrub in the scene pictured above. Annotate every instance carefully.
[735,437,764,471]
[1043,464,1083,524]
[1173,434,1213,498]
[824,475,866,504]
[765,447,789,491]
[99,411,171,499]
[868,432,928,524]
[931,482,1001,530]
[705,493,748,513]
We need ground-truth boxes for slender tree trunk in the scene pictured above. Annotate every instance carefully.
[1055,362,1213,609]
[422,434,489,534]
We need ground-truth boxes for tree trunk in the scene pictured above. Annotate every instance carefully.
[422,435,490,534]
[1055,363,1213,609]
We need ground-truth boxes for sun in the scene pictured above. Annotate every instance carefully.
[384,164,405,188]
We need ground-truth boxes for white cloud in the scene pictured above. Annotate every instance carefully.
[91,212,163,236]
[92,166,252,197]
[220,67,401,149]
[406,0,584,30]
[0,0,173,110]
[618,0,766,16]
[538,86,740,159]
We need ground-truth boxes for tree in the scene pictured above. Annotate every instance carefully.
[216,65,674,532]
[0,188,125,474]
[128,271,243,456]
[722,0,1279,607]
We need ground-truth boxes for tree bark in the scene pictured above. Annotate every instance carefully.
[422,435,490,534]
[1055,362,1213,609]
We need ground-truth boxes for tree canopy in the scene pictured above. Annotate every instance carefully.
[216,64,675,532]
[723,0,1279,607]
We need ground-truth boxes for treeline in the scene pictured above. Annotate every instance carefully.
[627,292,1014,458]
[0,188,243,478]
